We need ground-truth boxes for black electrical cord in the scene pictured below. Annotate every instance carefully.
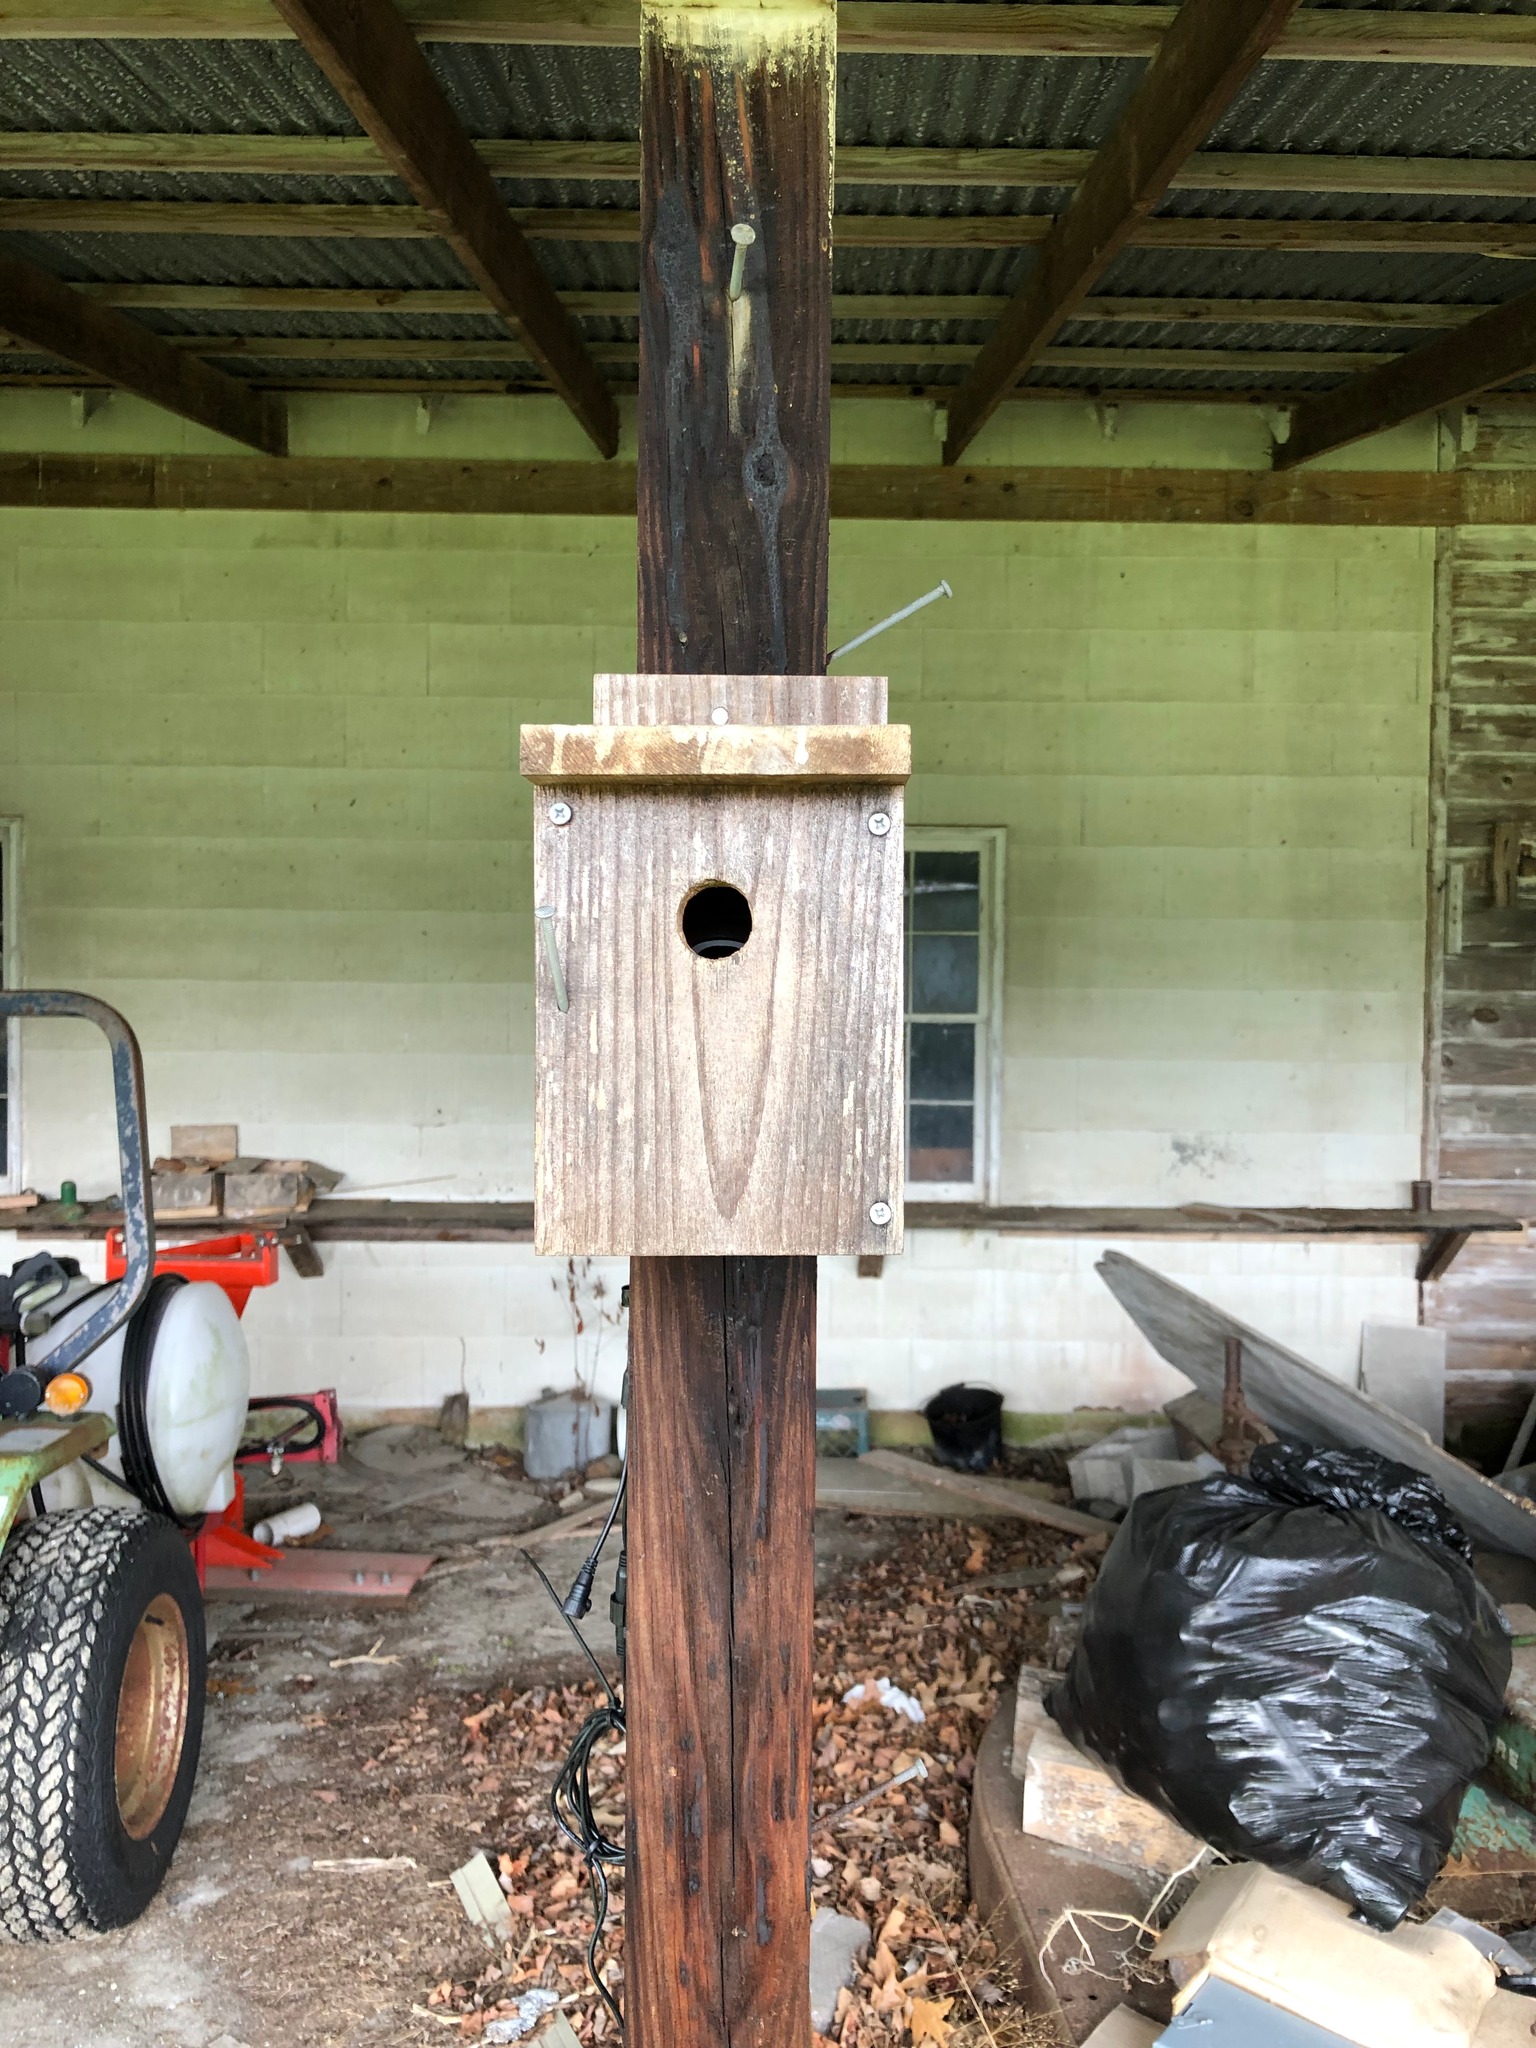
[521,1471,627,2039]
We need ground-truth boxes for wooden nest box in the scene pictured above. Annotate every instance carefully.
[521,672,909,1257]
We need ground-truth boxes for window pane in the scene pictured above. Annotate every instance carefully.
[910,1022,974,1102]
[910,933,979,1014]
[909,1102,974,1185]
[910,851,980,932]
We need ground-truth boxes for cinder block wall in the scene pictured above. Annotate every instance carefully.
[0,394,1433,1425]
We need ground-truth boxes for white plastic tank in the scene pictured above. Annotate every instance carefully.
[30,1277,250,1519]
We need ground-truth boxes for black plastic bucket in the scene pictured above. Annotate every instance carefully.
[923,1383,1004,1473]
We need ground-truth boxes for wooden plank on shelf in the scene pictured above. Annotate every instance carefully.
[942,0,1305,459]
[268,0,617,458]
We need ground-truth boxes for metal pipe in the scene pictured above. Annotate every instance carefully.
[827,579,952,664]
[0,991,154,1377]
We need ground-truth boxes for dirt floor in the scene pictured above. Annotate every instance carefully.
[0,1432,1093,2048]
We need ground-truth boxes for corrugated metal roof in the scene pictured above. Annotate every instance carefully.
[7,17,1536,397]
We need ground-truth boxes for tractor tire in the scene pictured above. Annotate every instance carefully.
[0,1506,206,1939]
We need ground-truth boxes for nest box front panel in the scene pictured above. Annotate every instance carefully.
[532,783,904,1256]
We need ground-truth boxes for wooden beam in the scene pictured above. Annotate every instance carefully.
[12,453,1536,524]
[1277,283,1536,469]
[7,3,1536,66]
[943,0,1304,462]
[13,198,1536,259]
[268,0,618,458]
[12,131,1536,203]
[0,250,282,454]
[69,282,1500,331]
[3,331,1396,374]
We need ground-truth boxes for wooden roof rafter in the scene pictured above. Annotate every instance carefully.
[0,247,284,454]
[942,0,1307,461]
[268,0,619,457]
[1276,286,1536,468]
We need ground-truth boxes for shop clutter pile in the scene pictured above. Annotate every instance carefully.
[1005,1251,1536,2047]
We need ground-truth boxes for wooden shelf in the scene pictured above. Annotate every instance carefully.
[8,1197,1521,1281]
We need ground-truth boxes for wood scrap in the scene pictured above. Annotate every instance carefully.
[860,1450,1113,1546]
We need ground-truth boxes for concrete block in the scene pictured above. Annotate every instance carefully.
[1069,1425,1179,1506]
[809,1909,870,2033]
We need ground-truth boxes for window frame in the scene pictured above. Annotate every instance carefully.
[903,825,1005,1206]
[0,820,20,1193]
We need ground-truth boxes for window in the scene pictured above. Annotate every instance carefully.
[0,822,19,1187]
[904,829,1002,1201]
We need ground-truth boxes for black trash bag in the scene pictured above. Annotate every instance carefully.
[924,1384,1003,1472]
[1050,1439,1511,1929]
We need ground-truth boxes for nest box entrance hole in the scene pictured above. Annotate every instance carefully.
[682,883,753,959]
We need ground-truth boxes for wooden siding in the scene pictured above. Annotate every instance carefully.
[1425,461,1536,1451]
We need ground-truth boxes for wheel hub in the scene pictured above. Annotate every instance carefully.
[114,1593,190,1840]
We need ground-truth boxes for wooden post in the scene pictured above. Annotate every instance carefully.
[627,1,833,2042]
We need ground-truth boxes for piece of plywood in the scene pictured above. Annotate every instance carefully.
[860,1450,1113,1542]
[1360,1321,1447,1444]
[1022,1721,1207,1876]
[1099,1250,1536,1560]
[532,781,904,1256]
[521,722,911,785]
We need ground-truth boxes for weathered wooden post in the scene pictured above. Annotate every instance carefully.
[521,2,908,2040]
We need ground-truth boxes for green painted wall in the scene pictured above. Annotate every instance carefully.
[0,391,1435,1418]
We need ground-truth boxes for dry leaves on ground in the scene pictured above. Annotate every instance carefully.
[422,1511,1098,2044]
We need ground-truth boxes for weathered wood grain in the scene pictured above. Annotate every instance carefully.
[521,721,910,784]
[532,779,904,1256]
[626,1258,815,2048]
[623,0,833,2041]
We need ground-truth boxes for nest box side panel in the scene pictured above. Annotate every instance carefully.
[533,784,904,1256]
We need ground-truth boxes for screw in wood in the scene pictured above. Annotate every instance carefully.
[549,800,573,826]
[868,1201,893,1227]
[728,222,756,302]
[711,706,730,725]
[867,812,891,837]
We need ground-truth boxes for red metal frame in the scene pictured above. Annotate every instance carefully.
[192,1469,281,1577]
[106,1229,281,1319]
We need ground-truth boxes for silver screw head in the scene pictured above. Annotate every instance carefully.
[711,706,730,726]
[868,1200,893,1228]
[867,811,892,837]
[549,799,573,826]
